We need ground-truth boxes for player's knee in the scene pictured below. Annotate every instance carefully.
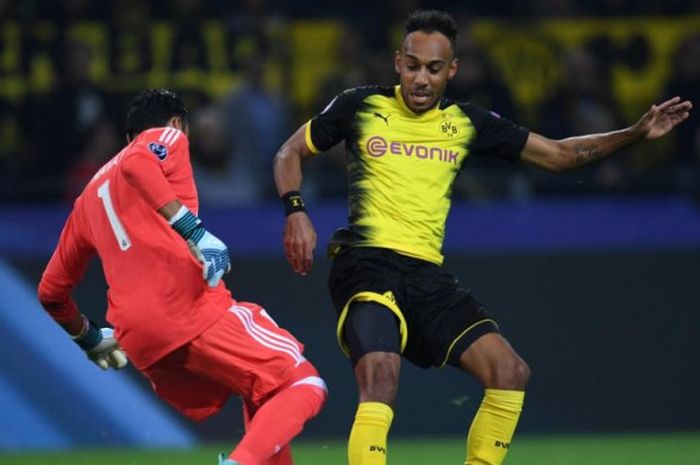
[355,352,400,404]
[512,358,531,389]
[306,378,328,417]
[293,362,328,395]
[290,375,328,418]
[489,357,530,390]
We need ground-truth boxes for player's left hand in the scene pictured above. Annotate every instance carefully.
[168,205,231,287]
[635,96,692,140]
[188,230,232,287]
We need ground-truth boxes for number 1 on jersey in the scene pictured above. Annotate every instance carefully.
[97,180,132,251]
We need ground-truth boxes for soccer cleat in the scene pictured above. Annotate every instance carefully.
[217,452,240,465]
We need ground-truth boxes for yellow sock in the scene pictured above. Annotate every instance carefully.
[348,401,394,465]
[465,389,525,465]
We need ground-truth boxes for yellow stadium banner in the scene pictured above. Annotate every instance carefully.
[470,16,700,122]
[0,16,698,116]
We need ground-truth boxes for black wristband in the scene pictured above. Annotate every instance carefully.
[282,191,306,216]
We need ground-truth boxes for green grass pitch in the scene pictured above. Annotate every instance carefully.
[1,432,699,465]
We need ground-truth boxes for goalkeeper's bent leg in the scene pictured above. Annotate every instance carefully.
[229,362,327,465]
[241,401,293,465]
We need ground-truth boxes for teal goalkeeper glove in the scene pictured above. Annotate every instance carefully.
[73,320,128,371]
[170,206,231,287]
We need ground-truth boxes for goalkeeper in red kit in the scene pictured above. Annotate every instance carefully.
[37,89,327,465]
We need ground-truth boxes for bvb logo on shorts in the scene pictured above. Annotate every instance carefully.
[382,290,396,304]
[440,120,459,137]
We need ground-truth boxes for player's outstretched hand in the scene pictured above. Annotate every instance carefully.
[188,230,232,287]
[74,322,128,371]
[284,212,316,276]
[635,96,692,140]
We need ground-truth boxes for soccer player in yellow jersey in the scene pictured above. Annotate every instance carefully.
[273,9,692,465]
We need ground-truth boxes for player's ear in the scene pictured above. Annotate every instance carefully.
[168,116,184,131]
[394,50,401,74]
[447,57,458,80]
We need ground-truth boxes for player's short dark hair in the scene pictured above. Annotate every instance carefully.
[126,89,188,139]
[404,10,457,51]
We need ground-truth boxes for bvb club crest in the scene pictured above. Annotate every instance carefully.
[440,119,459,137]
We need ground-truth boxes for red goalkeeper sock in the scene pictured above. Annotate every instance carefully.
[241,403,293,465]
[230,371,327,465]
[260,445,292,465]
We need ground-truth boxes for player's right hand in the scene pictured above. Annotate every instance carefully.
[169,205,231,287]
[188,230,232,287]
[85,327,129,370]
[284,212,316,276]
[74,320,129,371]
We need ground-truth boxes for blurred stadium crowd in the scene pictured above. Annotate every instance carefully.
[0,0,699,205]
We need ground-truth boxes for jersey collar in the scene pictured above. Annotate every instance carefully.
[394,85,442,119]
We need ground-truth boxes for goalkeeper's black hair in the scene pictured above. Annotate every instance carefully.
[404,10,458,52]
[126,89,188,140]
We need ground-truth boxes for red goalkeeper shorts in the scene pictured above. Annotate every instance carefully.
[142,301,317,421]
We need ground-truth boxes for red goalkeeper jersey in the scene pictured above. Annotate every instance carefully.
[39,127,232,370]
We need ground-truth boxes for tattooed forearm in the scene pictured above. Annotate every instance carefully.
[573,143,605,166]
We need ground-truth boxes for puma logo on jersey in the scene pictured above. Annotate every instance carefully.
[374,112,390,125]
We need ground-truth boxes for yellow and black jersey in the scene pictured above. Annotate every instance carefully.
[306,85,529,265]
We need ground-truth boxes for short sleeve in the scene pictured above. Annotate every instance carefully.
[120,127,190,211]
[462,103,530,163]
[307,87,371,153]
[120,149,178,211]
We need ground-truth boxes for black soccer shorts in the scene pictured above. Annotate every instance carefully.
[328,246,499,368]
